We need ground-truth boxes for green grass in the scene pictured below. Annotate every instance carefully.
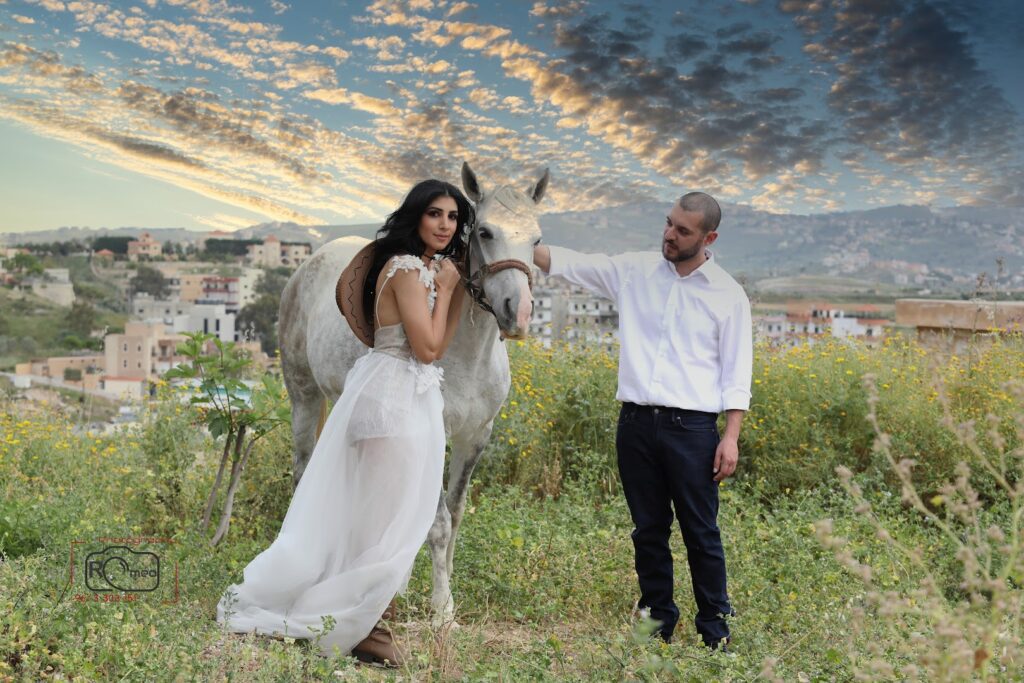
[0,407,952,681]
[1,335,1022,680]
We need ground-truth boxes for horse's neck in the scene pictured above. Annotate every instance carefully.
[449,292,500,365]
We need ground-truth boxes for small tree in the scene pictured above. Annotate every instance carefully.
[165,332,290,546]
[236,267,291,354]
[8,253,44,277]
[130,265,170,299]
[66,300,98,337]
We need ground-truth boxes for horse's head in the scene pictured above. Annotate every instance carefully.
[461,162,548,340]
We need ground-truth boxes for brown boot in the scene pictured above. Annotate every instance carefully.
[351,599,405,667]
[352,625,405,667]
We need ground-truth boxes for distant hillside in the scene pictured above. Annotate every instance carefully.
[4,203,1021,285]
[539,202,1023,283]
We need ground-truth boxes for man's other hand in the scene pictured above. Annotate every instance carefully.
[713,437,738,482]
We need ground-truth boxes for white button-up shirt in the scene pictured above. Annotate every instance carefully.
[548,245,752,413]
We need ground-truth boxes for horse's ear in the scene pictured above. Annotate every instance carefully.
[461,162,483,203]
[529,167,550,204]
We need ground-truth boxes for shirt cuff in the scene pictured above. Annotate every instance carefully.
[721,388,751,411]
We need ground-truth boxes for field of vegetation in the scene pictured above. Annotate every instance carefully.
[1,333,1022,681]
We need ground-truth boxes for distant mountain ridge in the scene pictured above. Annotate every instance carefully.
[3,203,1021,282]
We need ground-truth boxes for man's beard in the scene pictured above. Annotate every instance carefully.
[662,239,703,263]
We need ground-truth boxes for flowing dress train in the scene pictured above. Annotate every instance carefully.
[216,255,446,657]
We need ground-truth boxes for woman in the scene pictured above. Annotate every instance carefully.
[216,179,473,666]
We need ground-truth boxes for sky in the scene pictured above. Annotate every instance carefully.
[1,0,1022,233]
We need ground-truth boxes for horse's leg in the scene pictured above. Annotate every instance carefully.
[288,392,323,487]
[427,489,454,627]
[444,429,491,579]
[281,350,323,488]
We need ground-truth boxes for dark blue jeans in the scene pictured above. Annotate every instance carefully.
[616,402,732,646]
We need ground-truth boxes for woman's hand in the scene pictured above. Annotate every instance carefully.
[435,258,461,292]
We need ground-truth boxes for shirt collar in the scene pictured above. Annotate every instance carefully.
[650,249,722,284]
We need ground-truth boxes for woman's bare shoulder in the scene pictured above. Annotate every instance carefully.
[384,254,433,287]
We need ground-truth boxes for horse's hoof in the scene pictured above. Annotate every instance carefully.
[431,618,461,631]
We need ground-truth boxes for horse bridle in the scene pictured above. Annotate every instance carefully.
[461,222,534,317]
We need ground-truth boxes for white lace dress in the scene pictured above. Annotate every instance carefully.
[216,255,446,657]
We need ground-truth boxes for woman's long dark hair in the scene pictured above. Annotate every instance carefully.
[363,179,475,326]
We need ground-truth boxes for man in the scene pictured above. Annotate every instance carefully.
[533,192,751,649]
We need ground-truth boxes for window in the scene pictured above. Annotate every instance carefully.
[137,345,142,352]
[215,319,220,332]
[123,360,127,368]
[123,343,128,352]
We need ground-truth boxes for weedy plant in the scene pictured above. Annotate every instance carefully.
[806,374,1024,681]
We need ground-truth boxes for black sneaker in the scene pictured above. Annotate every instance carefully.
[707,637,731,652]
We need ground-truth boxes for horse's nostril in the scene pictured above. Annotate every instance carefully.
[504,297,513,319]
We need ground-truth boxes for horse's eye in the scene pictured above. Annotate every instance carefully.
[479,227,493,240]
[532,238,541,247]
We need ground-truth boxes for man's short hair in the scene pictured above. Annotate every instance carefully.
[678,192,721,233]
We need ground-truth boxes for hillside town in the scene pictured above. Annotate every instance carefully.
[1,231,1022,413]
[0,231,312,402]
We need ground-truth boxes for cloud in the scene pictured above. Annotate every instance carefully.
[529,1,585,18]
[0,42,104,93]
[781,0,1024,206]
[273,60,336,89]
[493,10,825,196]
[665,32,709,60]
[321,46,350,62]
[353,35,406,61]
[26,0,67,10]
[446,1,474,18]
[303,87,402,117]
[13,14,36,24]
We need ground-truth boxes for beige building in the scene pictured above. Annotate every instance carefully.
[281,242,312,267]
[104,321,187,380]
[127,232,162,261]
[245,236,311,268]
[177,273,207,303]
[15,354,103,379]
[896,299,1024,351]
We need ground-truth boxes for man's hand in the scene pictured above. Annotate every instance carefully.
[533,244,551,273]
[713,436,739,482]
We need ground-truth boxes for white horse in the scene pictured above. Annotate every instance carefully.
[278,163,548,623]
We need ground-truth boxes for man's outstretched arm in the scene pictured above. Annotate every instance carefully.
[533,244,623,301]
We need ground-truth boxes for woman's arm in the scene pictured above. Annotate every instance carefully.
[391,260,459,364]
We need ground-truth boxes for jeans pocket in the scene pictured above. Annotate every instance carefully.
[669,413,718,433]
[617,405,639,427]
